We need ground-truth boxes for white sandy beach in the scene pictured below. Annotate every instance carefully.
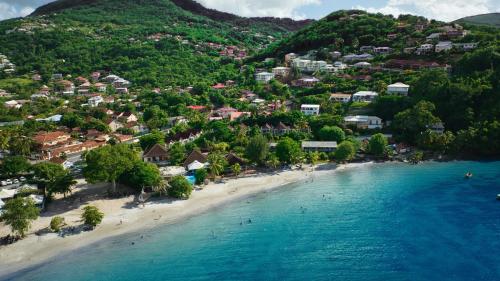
[0,163,371,277]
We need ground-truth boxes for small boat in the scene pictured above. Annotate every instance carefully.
[464,172,473,179]
[497,194,500,201]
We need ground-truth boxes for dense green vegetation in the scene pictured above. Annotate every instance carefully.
[455,13,500,28]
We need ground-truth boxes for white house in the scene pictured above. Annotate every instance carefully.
[329,93,352,103]
[387,82,410,96]
[435,41,453,52]
[352,91,378,102]
[255,72,275,83]
[301,141,337,153]
[300,104,320,116]
[88,96,104,107]
[272,67,291,77]
[353,62,371,69]
[416,44,434,55]
[344,115,383,129]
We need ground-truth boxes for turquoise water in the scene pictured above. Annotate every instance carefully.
[185,175,196,185]
[5,161,500,281]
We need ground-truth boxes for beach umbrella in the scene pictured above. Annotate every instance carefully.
[188,160,205,171]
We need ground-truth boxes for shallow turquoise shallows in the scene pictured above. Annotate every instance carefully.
[6,161,500,281]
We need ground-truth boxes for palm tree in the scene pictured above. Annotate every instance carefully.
[0,131,10,151]
[208,153,226,180]
[9,135,33,156]
[152,180,168,196]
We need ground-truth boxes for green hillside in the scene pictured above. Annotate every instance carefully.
[0,0,301,87]
[455,13,500,28]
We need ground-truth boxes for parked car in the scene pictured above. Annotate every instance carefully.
[5,179,12,185]
[19,176,26,182]
[1,181,7,186]
[12,179,19,184]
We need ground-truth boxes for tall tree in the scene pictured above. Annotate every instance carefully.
[207,152,227,179]
[1,156,30,177]
[276,137,302,164]
[83,144,139,193]
[0,197,40,237]
[245,134,269,165]
[367,134,388,156]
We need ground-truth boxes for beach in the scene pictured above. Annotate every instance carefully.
[0,163,347,277]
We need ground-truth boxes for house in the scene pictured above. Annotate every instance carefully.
[75,76,89,85]
[51,73,63,80]
[274,122,291,135]
[260,123,273,134]
[255,72,275,83]
[352,91,378,102]
[344,115,383,129]
[284,53,298,64]
[300,104,320,116]
[118,112,138,123]
[225,152,245,166]
[353,62,371,69]
[212,83,226,90]
[94,83,107,92]
[360,46,374,52]
[435,41,453,52]
[342,53,373,62]
[387,82,410,96]
[167,128,202,145]
[453,42,477,51]
[58,80,75,95]
[430,122,445,134]
[229,111,251,121]
[116,88,128,94]
[272,67,291,77]
[107,119,123,132]
[416,44,434,55]
[329,93,352,103]
[216,107,238,118]
[143,143,169,163]
[187,105,207,112]
[88,96,104,107]
[33,131,71,147]
[183,150,208,169]
[426,33,441,41]
[373,47,392,55]
[293,77,320,87]
[91,71,101,82]
[301,141,337,153]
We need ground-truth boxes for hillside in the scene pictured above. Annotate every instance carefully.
[454,13,500,28]
[31,0,312,32]
[0,0,304,87]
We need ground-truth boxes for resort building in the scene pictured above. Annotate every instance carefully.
[344,115,383,129]
[352,91,378,102]
[435,41,453,52]
[300,104,320,116]
[387,82,410,96]
[301,141,337,153]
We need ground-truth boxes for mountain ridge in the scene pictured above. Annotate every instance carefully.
[30,0,313,31]
[454,13,500,28]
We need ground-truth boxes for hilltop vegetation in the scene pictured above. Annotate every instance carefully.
[455,13,500,28]
[0,0,298,87]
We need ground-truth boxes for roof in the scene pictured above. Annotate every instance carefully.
[33,131,69,144]
[301,104,320,108]
[353,91,378,96]
[225,153,245,165]
[183,150,208,168]
[187,105,206,110]
[344,115,382,122]
[330,93,352,98]
[388,82,410,88]
[143,143,169,158]
[301,141,338,149]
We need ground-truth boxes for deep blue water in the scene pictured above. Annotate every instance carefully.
[5,161,500,281]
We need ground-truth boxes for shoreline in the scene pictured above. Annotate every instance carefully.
[0,162,371,278]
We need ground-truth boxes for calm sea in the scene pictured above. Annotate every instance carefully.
[5,161,500,281]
